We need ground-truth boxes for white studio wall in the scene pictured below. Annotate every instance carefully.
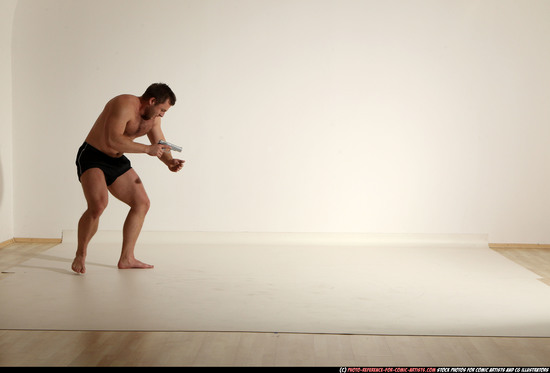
[11,0,550,243]
[0,0,18,243]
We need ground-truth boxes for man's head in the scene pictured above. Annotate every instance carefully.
[141,83,176,120]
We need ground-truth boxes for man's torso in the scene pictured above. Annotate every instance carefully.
[85,95,155,157]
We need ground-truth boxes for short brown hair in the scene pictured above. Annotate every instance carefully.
[142,83,176,105]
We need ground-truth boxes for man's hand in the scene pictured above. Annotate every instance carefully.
[167,159,185,172]
[147,144,170,157]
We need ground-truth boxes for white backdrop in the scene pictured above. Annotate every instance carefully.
[9,0,550,243]
[0,0,17,243]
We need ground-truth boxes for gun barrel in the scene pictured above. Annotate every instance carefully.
[159,140,182,152]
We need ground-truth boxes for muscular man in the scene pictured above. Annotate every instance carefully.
[72,83,184,274]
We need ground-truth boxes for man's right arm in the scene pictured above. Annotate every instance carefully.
[104,97,150,154]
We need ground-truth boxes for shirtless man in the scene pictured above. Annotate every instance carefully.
[72,83,184,274]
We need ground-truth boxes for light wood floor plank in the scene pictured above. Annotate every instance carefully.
[274,333,316,366]
[350,335,396,366]
[490,247,550,284]
[313,334,356,366]
[233,332,278,366]
[0,242,59,273]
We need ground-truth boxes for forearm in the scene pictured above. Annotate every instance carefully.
[159,150,173,165]
[107,135,150,154]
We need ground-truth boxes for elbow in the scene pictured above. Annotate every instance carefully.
[105,137,116,150]
[105,134,123,152]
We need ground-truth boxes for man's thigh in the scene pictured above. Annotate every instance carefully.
[80,168,109,208]
[107,168,149,207]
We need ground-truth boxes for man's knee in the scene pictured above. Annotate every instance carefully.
[132,195,150,213]
[88,198,108,219]
[140,197,151,213]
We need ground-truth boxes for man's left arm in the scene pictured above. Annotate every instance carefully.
[147,120,185,172]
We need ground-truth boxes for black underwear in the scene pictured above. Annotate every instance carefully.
[76,142,132,186]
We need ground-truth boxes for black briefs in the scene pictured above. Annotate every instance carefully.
[76,142,132,186]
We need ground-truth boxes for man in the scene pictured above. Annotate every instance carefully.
[72,83,184,274]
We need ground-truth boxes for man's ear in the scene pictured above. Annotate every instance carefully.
[149,97,156,106]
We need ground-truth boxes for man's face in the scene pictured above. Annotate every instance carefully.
[142,99,171,120]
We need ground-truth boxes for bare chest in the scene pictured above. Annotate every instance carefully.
[124,119,153,138]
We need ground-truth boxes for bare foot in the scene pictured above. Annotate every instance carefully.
[118,258,154,270]
[71,256,86,274]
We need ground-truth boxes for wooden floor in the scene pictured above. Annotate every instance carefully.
[1,242,550,367]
